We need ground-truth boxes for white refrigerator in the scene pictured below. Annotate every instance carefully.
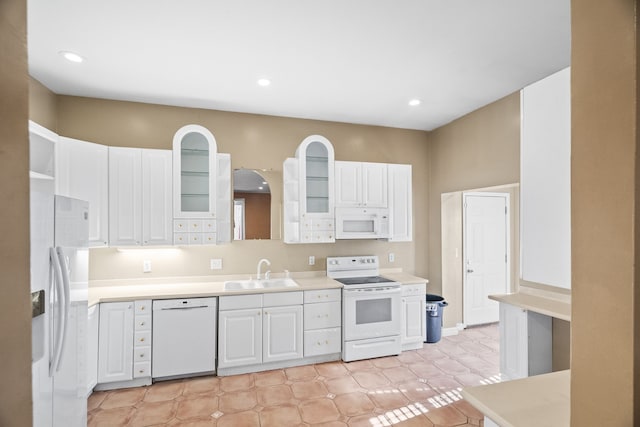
[31,184,89,427]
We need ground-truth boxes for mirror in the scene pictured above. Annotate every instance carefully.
[233,169,282,240]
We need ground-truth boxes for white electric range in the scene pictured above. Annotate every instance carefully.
[327,255,402,362]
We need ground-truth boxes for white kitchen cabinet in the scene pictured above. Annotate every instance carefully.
[109,147,172,246]
[283,135,335,244]
[172,125,231,244]
[303,289,342,357]
[401,283,426,350]
[56,137,109,247]
[87,304,99,394]
[335,161,387,208]
[218,295,263,369]
[97,300,152,389]
[388,164,413,242]
[499,302,552,380]
[263,305,303,363]
[218,308,262,369]
[97,302,134,384]
[218,292,304,370]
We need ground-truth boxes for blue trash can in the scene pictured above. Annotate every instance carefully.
[425,294,448,343]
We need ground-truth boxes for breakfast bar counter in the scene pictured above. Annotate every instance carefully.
[461,370,570,427]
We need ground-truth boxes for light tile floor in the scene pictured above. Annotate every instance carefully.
[88,324,500,427]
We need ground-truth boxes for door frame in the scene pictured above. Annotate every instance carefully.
[462,191,510,326]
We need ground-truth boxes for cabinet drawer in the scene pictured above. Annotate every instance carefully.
[188,233,202,244]
[134,331,151,347]
[304,328,341,357]
[263,291,303,307]
[202,220,216,232]
[173,220,188,232]
[133,361,151,378]
[219,294,263,310]
[202,232,216,245]
[134,346,151,362]
[304,302,341,330]
[134,300,151,314]
[187,220,203,231]
[401,283,426,297]
[174,232,188,245]
[135,314,151,331]
[304,289,341,303]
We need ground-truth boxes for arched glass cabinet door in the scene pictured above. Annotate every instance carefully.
[172,124,218,218]
[296,135,335,216]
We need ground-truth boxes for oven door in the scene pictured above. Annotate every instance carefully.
[342,286,401,341]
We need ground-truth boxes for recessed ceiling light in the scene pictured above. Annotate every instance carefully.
[258,186,264,190]
[408,99,421,106]
[60,51,84,63]
[257,78,271,87]
[262,181,267,185]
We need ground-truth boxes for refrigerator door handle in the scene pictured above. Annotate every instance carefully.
[50,247,68,374]
[55,246,71,373]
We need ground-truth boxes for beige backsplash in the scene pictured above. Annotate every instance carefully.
[89,239,418,283]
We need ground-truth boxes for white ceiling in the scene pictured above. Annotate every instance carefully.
[27,0,570,131]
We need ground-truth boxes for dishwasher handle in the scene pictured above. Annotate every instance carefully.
[160,305,209,311]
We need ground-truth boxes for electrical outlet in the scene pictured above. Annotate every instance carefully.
[210,258,223,270]
[388,253,395,263]
[143,260,152,273]
[308,255,315,266]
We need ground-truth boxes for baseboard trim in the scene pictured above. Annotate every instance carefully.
[442,323,465,337]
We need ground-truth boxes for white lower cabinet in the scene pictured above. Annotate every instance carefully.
[218,292,303,370]
[499,302,552,380]
[87,304,99,394]
[263,305,303,363]
[218,306,263,368]
[401,283,426,350]
[97,300,152,389]
[303,289,342,357]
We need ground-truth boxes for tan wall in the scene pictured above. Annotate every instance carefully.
[570,0,638,424]
[428,93,521,299]
[29,78,58,132]
[54,96,430,281]
[0,0,32,424]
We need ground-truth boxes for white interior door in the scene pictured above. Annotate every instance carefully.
[463,192,509,326]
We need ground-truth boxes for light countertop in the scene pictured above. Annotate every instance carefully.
[88,271,429,306]
[461,370,570,427]
[488,292,570,321]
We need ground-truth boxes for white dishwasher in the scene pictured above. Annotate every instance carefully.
[152,297,217,379]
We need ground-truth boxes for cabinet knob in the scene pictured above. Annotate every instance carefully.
[139,369,145,374]
[139,338,145,342]
[140,321,145,326]
[139,353,145,358]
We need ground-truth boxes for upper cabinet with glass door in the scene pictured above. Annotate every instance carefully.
[284,135,335,244]
[172,124,231,245]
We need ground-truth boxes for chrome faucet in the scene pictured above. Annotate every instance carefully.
[257,258,271,280]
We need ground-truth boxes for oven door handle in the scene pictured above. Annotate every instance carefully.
[343,286,401,295]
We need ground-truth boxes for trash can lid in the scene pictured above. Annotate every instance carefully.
[426,294,445,302]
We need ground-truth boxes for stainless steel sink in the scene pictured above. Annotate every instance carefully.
[223,277,298,291]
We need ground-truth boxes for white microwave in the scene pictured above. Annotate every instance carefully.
[335,207,390,239]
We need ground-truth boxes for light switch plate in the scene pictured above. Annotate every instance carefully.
[210,258,223,270]
[388,253,395,263]
[143,260,152,273]
[308,255,315,266]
